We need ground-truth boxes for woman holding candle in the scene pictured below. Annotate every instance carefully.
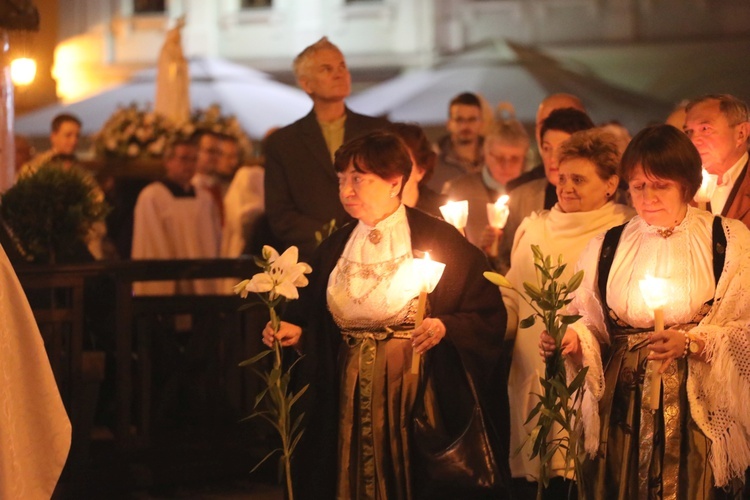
[443,112,530,257]
[504,128,635,498]
[264,131,510,499]
[540,124,750,498]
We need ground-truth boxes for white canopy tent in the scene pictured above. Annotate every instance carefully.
[348,40,671,134]
[15,57,311,140]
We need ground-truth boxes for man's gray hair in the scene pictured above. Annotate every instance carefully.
[686,94,749,129]
[293,37,342,79]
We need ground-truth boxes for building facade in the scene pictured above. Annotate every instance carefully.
[51,0,750,102]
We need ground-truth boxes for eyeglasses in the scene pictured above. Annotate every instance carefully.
[451,117,480,125]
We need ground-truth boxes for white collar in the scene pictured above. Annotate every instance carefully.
[717,151,748,187]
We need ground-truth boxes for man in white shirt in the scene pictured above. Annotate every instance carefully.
[132,137,222,295]
[20,113,82,176]
[684,94,750,228]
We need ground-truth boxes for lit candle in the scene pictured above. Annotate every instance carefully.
[439,200,469,236]
[693,168,718,211]
[410,252,446,374]
[486,194,510,257]
[638,274,671,411]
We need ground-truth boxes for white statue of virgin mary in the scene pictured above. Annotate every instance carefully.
[154,16,190,125]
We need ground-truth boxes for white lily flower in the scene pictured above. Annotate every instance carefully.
[261,245,280,263]
[266,246,311,300]
[232,279,251,298]
[245,273,274,295]
[235,245,312,301]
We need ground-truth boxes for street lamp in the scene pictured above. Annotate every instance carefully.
[10,56,36,86]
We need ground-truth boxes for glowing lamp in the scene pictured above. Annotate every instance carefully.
[11,57,37,86]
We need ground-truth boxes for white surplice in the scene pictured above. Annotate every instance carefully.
[220,166,264,258]
[0,243,71,499]
[131,181,221,295]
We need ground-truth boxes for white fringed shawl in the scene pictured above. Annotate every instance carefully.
[567,207,750,487]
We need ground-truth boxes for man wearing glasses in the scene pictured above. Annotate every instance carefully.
[429,92,486,192]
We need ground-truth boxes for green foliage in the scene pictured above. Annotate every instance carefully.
[314,218,337,246]
[236,248,310,500]
[486,245,588,499]
[1,163,110,263]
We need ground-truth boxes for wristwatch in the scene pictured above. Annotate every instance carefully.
[687,334,701,355]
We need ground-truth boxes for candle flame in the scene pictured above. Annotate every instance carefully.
[486,195,510,229]
[694,168,718,203]
[412,253,446,294]
[439,200,469,229]
[639,274,671,310]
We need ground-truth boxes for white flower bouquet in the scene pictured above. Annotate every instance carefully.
[187,104,253,163]
[93,103,176,159]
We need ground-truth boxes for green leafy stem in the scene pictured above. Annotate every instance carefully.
[485,245,588,500]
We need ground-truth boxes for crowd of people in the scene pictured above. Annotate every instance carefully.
[5,35,750,499]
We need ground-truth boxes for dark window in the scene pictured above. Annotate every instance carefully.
[241,0,272,7]
[134,0,165,13]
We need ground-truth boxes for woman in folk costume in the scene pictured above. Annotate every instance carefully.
[265,131,510,499]
[540,125,750,498]
[0,243,71,498]
[504,128,635,498]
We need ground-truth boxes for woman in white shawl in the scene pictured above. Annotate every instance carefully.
[0,243,71,498]
[541,124,750,498]
[504,128,635,497]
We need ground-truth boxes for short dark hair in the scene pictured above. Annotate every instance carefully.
[334,131,412,191]
[164,135,197,160]
[558,129,620,181]
[620,124,702,203]
[386,123,437,184]
[51,113,82,133]
[449,92,482,110]
[539,108,595,142]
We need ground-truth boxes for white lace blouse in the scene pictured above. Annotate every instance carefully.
[569,206,750,487]
[327,204,421,330]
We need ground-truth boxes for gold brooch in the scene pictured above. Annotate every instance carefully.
[657,228,674,238]
[368,229,382,245]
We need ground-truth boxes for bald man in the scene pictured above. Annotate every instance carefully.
[506,93,585,191]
